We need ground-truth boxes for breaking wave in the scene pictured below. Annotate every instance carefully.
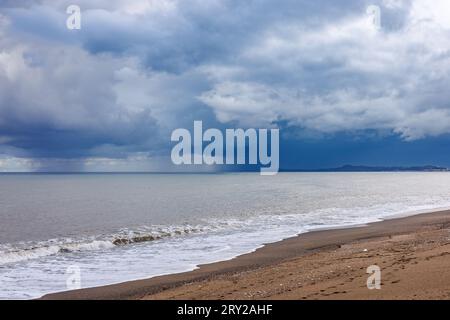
[0,225,206,265]
[2,200,450,266]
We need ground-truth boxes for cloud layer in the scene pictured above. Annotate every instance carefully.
[1,0,450,170]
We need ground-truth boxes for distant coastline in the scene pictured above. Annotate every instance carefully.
[280,165,450,172]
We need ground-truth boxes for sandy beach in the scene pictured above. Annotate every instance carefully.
[42,210,450,300]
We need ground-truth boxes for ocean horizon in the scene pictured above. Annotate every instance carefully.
[1,172,450,299]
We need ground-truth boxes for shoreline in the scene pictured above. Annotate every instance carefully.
[41,209,450,300]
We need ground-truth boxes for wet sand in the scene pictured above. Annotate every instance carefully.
[42,210,450,300]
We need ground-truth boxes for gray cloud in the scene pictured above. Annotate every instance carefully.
[1,0,450,170]
[198,0,450,140]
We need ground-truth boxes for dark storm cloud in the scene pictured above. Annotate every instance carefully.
[1,0,450,170]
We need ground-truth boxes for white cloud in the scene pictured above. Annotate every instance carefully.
[382,0,405,10]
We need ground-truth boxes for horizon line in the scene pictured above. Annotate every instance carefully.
[0,164,449,174]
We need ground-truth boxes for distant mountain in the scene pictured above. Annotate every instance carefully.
[281,165,450,172]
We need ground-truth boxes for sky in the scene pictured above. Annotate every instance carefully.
[1,0,450,171]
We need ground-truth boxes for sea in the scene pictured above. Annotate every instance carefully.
[1,172,450,299]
